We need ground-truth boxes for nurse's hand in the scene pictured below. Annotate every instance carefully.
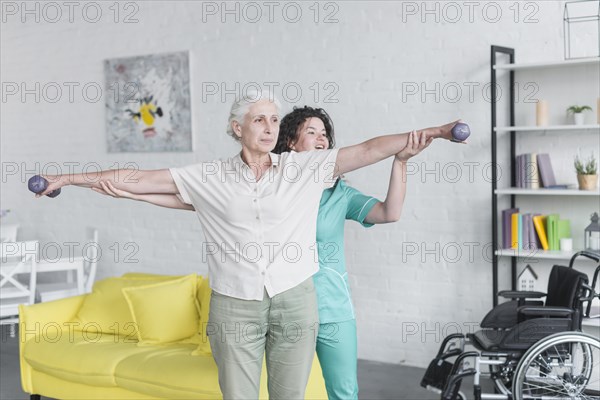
[395,130,432,162]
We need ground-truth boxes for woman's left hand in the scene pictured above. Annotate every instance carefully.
[395,130,433,162]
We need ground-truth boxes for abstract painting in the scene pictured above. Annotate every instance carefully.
[104,51,192,152]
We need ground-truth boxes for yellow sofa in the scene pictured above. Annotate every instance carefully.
[19,273,327,399]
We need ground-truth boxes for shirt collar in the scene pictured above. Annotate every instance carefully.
[232,152,280,173]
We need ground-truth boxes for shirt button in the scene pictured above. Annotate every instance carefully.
[256,216,260,220]
[253,199,257,203]
[261,271,266,276]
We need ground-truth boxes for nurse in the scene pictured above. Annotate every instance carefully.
[273,106,430,399]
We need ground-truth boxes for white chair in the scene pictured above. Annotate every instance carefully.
[0,224,19,242]
[1,240,38,337]
[37,228,99,302]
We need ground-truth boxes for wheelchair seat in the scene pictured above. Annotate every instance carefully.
[472,265,589,352]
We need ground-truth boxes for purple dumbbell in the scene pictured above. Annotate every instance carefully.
[28,175,61,198]
[451,122,470,142]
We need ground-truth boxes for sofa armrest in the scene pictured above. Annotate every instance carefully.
[19,295,86,332]
[18,295,86,394]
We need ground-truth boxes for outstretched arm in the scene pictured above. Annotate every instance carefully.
[335,120,460,177]
[92,181,195,211]
[364,130,432,224]
[36,168,178,197]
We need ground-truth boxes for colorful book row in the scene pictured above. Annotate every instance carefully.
[502,208,571,251]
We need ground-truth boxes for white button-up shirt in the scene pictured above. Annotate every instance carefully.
[169,149,339,300]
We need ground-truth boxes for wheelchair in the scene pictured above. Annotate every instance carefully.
[421,251,600,400]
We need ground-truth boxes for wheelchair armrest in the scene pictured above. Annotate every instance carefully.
[518,306,574,318]
[436,333,465,357]
[498,290,546,299]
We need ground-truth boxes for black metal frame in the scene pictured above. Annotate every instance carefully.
[491,45,516,307]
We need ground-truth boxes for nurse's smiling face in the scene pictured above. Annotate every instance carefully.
[290,117,330,152]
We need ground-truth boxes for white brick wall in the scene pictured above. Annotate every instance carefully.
[2,1,598,367]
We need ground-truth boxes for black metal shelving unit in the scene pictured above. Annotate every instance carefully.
[491,45,516,307]
[490,45,600,307]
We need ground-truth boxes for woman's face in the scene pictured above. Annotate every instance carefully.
[290,117,329,152]
[234,99,280,153]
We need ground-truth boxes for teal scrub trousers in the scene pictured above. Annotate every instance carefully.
[316,319,358,400]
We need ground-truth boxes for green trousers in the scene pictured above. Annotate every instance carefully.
[208,278,319,400]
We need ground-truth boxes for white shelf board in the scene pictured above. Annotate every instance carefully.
[495,188,599,196]
[495,249,600,260]
[494,125,600,133]
[494,57,600,71]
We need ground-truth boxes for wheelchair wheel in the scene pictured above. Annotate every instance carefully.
[512,332,600,399]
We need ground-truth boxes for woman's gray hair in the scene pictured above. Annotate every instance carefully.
[226,89,282,141]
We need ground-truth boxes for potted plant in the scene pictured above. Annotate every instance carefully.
[574,153,598,191]
[567,105,592,125]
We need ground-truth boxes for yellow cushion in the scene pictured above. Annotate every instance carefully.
[119,273,211,354]
[74,277,178,336]
[122,274,200,345]
[190,278,212,355]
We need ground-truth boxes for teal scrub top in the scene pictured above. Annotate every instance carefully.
[313,179,379,324]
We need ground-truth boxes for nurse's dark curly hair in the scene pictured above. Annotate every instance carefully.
[274,106,336,154]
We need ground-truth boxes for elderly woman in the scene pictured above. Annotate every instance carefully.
[37,90,458,399]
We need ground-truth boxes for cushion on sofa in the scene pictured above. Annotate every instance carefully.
[122,274,200,345]
[114,345,221,399]
[121,273,210,352]
[180,277,212,355]
[74,276,182,335]
[23,332,150,387]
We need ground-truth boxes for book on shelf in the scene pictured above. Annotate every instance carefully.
[557,219,571,246]
[531,213,542,249]
[546,214,559,250]
[531,153,540,189]
[502,208,519,248]
[532,215,549,250]
[516,154,525,188]
[518,213,523,249]
[516,155,521,188]
[511,212,519,249]
[544,185,570,189]
[516,153,542,188]
[537,153,556,188]
[503,210,570,252]
[523,214,539,250]
[523,213,530,248]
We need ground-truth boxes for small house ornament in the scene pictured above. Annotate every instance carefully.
[518,265,538,292]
